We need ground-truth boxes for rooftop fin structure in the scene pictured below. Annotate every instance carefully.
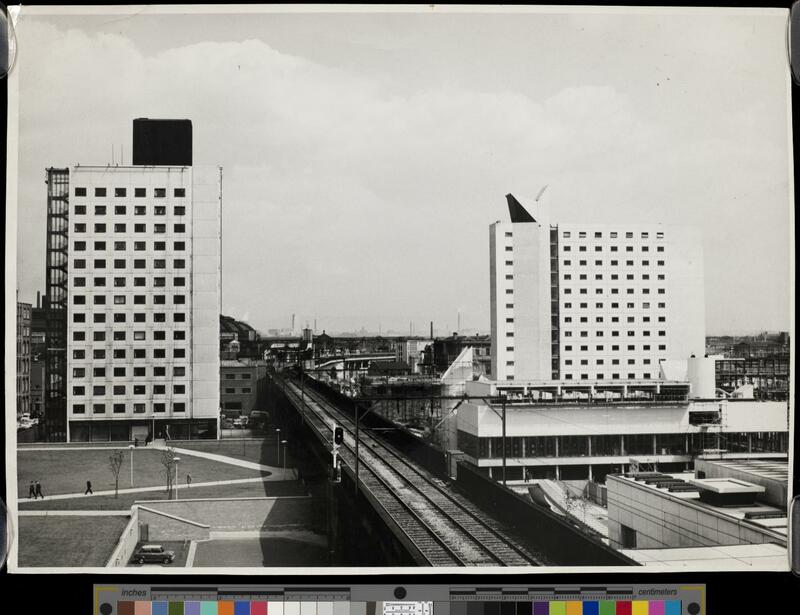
[506,193,536,223]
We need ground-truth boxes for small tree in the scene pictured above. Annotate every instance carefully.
[109,451,124,499]
[160,447,177,498]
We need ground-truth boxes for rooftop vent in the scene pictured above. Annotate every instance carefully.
[687,478,765,507]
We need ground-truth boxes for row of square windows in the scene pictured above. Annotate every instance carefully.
[73,312,186,323]
[562,288,665,296]
[71,348,187,360]
[504,231,665,240]
[503,263,666,283]
[505,372,656,381]
[72,290,186,305]
[75,240,186,251]
[72,330,186,342]
[562,245,665,253]
[504,317,666,326]
[503,344,667,352]
[508,357,658,367]
[562,302,666,309]
[74,258,186,269]
[561,259,665,267]
[74,204,186,216]
[74,278,186,289]
[223,387,254,394]
[74,187,186,198]
[74,223,187,233]
[501,303,665,315]
[73,366,186,378]
[503,330,666,340]
[71,402,186,414]
[72,385,187,396]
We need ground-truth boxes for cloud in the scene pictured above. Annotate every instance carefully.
[13,14,792,334]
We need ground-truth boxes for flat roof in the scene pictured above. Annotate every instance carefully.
[612,474,787,538]
[699,458,789,483]
[620,543,787,569]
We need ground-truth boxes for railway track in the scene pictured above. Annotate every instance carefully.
[281,376,546,567]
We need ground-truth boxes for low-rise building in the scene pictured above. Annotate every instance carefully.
[220,359,268,417]
[606,458,788,557]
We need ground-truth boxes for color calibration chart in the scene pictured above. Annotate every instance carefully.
[94,585,705,615]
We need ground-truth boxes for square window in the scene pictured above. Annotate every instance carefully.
[135,206,146,215]
[155,188,166,198]
[174,188,186,197]
[135,188,146,198]
[115,205,126,215]
[114,188,126,197]
[94,187,107,197]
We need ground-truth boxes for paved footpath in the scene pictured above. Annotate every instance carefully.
[18,475,287,502]
[18,509,131,516]
[20,443,289,475]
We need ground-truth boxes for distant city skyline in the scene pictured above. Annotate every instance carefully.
[13,7,793,337]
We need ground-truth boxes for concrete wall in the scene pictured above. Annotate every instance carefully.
[458,399,789,438]
[138,505,210,542]
[513,222,553,381]
[190,165,221,420]
[106,508,139,567]
[136,496,314,531]
[606,475,786,550]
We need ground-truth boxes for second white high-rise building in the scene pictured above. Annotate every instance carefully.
[490,194,705,382]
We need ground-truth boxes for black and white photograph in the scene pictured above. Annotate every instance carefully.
[4,5,794,572]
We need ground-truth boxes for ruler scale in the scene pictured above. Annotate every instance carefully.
[96,586,704,615]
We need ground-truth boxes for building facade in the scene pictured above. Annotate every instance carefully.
[45,119,220,442]
[17,301,32,417]
[490,194,706,382]
[457,377,789,483]
[220,359,268,417]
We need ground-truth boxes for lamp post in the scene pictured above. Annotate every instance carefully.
[275,428,281,465]
[174,457,181,500]
[281,440,288,476]
[128,444,135,488]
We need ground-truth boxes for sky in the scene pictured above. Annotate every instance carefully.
[11,6,793,336]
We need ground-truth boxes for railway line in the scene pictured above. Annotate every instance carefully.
[279,375,547,567]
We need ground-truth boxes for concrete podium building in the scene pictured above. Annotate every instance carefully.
[44,119,220,441]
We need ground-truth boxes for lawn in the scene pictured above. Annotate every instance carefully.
[17,515,131,567]
[174,438,292,467]
[18,480,308,511]
[17,448,265,498]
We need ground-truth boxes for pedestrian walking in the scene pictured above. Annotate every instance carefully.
[28,481,36,499]
[186,473,192,488]
[85,480,93,495]
[34,481,44,499]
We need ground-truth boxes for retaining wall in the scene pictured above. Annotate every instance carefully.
[137,506,210,542]
[106,508,139,567]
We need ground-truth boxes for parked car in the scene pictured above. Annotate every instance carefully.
[132,544,175,565]
[232,417,247,428]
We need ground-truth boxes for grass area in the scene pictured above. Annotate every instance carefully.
[17,515,131,567]
[19,480,308,511]
[192,536,328,567]
[17,448,264,498]
[174,438,292,467]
